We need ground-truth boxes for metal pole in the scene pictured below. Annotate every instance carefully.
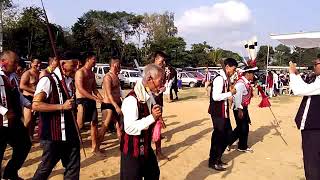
[0,1,3,52]
[265,45,270,90]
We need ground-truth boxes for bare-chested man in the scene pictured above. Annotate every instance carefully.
[39,57,59,78]
[75,52,103,155]
[20,58,41,136]
[98,57,122,149]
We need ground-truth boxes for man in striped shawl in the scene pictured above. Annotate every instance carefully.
[32,51,80,180]
[0,50,31,180]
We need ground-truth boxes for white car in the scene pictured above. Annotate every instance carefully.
[120,69,142,88]
[178,72,202,87]
[93,64,110,87]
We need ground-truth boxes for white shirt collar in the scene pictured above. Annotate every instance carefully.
[53,68,63,80]
[219,69,227,80]
[0,67,6,76]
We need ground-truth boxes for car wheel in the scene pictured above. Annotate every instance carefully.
[189,82,195,88]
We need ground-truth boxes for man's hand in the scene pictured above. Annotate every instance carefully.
[230,87,237,95]
[152,104,162,120]
[238,109,244,119]
[62,99,74,110]
[289,61,297,74]
[115,106,123,116]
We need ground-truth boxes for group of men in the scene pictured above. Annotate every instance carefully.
[208,58,256,171]
[0,49,169,180]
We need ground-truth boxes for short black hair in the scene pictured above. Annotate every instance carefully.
[31,58,41,63]
[224,58,238,67]
[60,51,80,60]
[83,51,96,61]
[151,51,167,62]
[109,56,120,66]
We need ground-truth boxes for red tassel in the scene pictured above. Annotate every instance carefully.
[257,85,271,108]
[259,97,271,108]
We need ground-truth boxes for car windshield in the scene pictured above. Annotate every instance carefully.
[186,72,195,78]
[129,72,140,77]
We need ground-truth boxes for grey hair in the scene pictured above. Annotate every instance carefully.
[142,64,164,82]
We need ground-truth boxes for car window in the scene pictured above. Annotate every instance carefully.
[103,67,109,74]
[93,67,97,73]
[129,72,140,77]
[98,67,102,75]
[181,73,187,78]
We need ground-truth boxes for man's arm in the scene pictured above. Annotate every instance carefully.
[32,77,72,112]
[289,74,320,96]
[103,75,120,110]
[75,70,98,101]
[122,96,155,135]
[211,76,232,101]
[233,83,245,110]
[20,71,35,93]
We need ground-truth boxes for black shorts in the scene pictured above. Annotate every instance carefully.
[76,98,98,123]
[101,103,122,122]
[24,95,33,102]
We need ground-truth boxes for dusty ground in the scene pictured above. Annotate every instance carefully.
[3,87,306,180]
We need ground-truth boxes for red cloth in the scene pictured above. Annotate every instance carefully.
[257,85,271,108]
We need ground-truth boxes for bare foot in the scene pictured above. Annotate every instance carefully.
[92,150,106,157]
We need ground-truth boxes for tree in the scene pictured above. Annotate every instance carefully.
[208,48,222,66]
[72,10,144,64]
[256,45,274,69]
[189,41,212,67]
[273,44,291,66]
[3,7,66,60]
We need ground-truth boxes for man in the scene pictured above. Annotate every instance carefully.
[98,57,122,147]
[208,58,238,171]
[169,65,178,101]
[39,57,59,78]
[152,51,168,159]
[203,67,212,96]
[229,67,256,153]
[20,58,41,135]
[289,59,320,180]
[120,64,164,180]
[0,50,31,180]
[32,51,80,180]
[273,71,279,96]
[75,52,103,155]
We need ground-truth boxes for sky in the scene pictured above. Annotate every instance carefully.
[11,0,320,55]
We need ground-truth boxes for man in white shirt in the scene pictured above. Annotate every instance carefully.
[208,58,237,171]
[229,67,256,153]
[32,51,80,180]
[0,50,31,180]
[120,64,164,180]
[289,59,320,180]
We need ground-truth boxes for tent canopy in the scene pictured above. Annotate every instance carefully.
[270,31,320,48]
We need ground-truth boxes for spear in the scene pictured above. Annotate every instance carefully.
[40,0,86,157]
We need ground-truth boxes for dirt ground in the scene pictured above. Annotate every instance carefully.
[3,87,306,180]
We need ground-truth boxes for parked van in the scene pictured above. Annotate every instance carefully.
[120,69,142,88]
